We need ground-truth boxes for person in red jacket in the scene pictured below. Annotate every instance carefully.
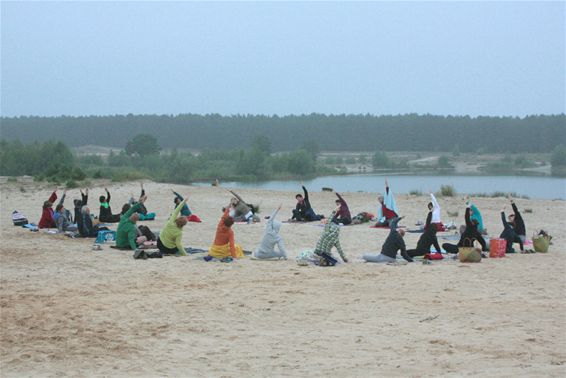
[38,187,61,229]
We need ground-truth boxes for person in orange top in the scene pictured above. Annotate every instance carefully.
[207,207,244,260]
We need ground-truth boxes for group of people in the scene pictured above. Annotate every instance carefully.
[34,181,529,264]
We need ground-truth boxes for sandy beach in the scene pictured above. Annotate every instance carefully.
[1,181,565,377]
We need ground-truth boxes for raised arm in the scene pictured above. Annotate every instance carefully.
[501,211,509,229]
[229,190,245,203]
[47,187,58,203]
[81,189,88,205]
[430,193,440,209]
[335,192,346,205]
[267,206,281,229]
[389,216,401,231]
[172,190,184,201]
[465,206,472,227]
[58,191,67,206]
[219,208,231,227]
[302,186,309,202]
[105,189,111,203]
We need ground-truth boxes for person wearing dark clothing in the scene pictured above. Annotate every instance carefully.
[442,206,487,254]
[172,190,192,217]
[363,217,413,263]
[291,185,322,222]
[73,189,88,225]
[509,196,526,242]
[333,192,352,225]
[407,211,442,257]
[78,205,108,238]
[99,188,122,223]
[500,211,524,253]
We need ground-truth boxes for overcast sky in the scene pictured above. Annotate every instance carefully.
[1,1,564,117]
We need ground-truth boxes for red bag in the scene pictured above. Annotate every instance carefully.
[424,252,444,260]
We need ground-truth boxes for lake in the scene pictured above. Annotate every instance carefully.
[195,174,566,200]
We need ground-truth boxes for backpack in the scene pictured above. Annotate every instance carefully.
[12,210,28,226]
[137,225,156,241]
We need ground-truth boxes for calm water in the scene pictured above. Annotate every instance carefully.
[195,174,566,200]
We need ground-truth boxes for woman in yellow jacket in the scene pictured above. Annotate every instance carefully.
[157,197,189,256]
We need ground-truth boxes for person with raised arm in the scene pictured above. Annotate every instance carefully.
[73,188,88,225]
[39,187,60,229]
[206,203,244,260]
[364,216,412,263]
[115,195,147,250]
[407,211,442,257]
[333,192,352,225]
[156,195,189,256]
[291,183,323,222]
[442,202,487,254]
[227,189,255,223]
[465,196,485,234]
[508,194,526,243]
[499,207,524,254]
[254,204,287,260]
[374,179,398,227]
[314,209,349,263]
[427,192,444,231]
[99,188,122,223]
[172,189,192,217]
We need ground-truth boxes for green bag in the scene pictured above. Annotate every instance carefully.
[533,236,550,253]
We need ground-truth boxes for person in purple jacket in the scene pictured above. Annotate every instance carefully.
[332,192,352,225]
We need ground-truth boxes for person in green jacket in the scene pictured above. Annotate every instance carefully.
[157,197,189,256]
[115,195,147,250]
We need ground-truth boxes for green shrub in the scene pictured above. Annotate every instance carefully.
[65,179,79,188]
[409,189,422,196]
[438,184,456,197]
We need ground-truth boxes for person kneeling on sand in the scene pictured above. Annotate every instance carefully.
[407,212,442,258]
[374,179,398,227]
[99,188,122,223]
[253,204,287,260]
[156,197,189,257]
[206,205,244,261]
[116,195,148,250]
[442,204,487,254]
[313,210,349,263]
[364,217,413,263]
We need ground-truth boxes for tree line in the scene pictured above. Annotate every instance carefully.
[2,113,564,153]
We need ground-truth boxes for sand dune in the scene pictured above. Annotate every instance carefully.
[1,181,565,377]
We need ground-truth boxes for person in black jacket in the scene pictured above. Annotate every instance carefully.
[291,184,323,222]
[78,205,108,238]
[500,209,523,253]
[363,217,413,263]
[442,205,487,254]
[99,188,122,223]
[73,188,88,224]
[508,195,526,243]
[407,210,442,257]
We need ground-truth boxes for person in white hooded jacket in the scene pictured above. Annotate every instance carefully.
[253,204,287,260]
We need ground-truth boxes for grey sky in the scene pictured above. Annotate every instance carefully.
[1,1,564,117]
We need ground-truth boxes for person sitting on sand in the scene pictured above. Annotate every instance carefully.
[115,195,147,250]
[508,194,526,243]
[426,192,444,231]
[156,197,189,256]
[333,192,352,225]
[500,208,524,253]
[465,197,485,234]
[407,211,442,258]
[127,183,155,221]
[253,204,287,260]
[374,179,398,227]
[227,189,256,223]
[364,217,413,263]
[442,204,487,254]
[99,188,122,223]
[73,188,88,225]
[38,187,60,229]
[291,184,323,222]
[314,210,348,263]
[77,205,108,238]
[172,189,192,217]
[55,200,77,233]
[206,205,244,260]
